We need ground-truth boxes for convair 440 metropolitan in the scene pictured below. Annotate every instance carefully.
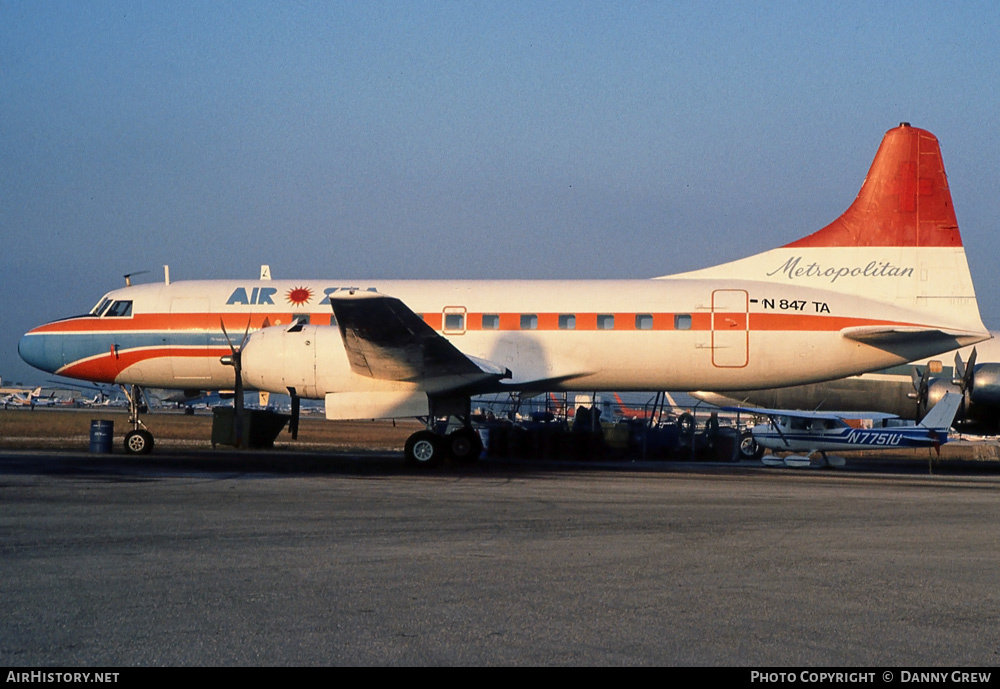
[19,124,991,463]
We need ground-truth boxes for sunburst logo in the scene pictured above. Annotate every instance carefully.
[285,286,313,307]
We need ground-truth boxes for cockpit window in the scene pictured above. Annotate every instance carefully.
[91,298,112,316]
[105,300,133,317]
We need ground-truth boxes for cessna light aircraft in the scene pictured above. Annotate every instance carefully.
[726,392,963,468]
[18,124,991,463]
[694,337,1000,434]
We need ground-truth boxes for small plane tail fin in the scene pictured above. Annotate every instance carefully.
[918,392,963,431]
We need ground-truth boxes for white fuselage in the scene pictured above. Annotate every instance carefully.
[19,276,986,401]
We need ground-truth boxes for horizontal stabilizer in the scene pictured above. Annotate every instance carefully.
[840,326,984,348]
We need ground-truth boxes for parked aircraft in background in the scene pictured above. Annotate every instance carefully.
[2,386,43,408]
[727,392,963,468]
[19,124,990,463]
[693,337,1000,434]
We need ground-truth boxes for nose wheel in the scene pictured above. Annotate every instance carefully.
[124,429,154,455]
[121,384,156,454]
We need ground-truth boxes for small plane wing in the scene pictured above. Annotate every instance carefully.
[720,405,897,422]
[330,292,510,384]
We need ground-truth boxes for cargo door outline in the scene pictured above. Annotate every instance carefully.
[711,289,748,368]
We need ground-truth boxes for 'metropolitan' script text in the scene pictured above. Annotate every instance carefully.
[767,256,914,283]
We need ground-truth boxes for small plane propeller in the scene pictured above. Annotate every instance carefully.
[219,319,252,448]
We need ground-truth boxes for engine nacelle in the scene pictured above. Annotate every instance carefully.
[241,324,351,399]
[924,363,1000,432]
[968,363,1000,408]
[924,378,961,411]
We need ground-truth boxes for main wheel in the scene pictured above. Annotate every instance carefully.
[447,428,484,464]
[404,430,443,467]
[124,429,154,455]
[739,431,763,460]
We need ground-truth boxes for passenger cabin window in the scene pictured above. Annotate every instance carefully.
[520,314,538,330]
[105,300,133,317]
[674,314,692,330]
[597,314,614,330]
[636,314,653,330]
[444,313,465,331]
[558,314,576,330]
[482,314,499,330]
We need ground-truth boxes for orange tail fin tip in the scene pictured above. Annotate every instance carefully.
[785,123,960,249]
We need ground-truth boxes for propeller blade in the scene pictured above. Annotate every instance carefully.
[966,347,977,389]
[239,319,252,349]
[219,318,251,448]
[220,319,237,354]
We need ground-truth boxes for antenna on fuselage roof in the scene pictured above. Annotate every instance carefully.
[123,271,149,287]
[164,265,170,285]
[260,265,271,280]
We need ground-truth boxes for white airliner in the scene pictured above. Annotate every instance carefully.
[18,124,991,463]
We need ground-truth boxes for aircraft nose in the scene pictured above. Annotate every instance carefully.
[18,328,61,374]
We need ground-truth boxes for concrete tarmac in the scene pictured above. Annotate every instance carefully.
[2,450,999,666]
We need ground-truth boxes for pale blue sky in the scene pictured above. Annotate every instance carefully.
[3,1,999,383]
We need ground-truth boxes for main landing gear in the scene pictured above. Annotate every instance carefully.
[739,431,764,461]
[122,384,154,455]
[404,421,484,467]
[403,394,485,467]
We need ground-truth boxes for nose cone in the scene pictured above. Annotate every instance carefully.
[18,328,61,374]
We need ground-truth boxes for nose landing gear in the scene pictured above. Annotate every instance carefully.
[122,384,154,455]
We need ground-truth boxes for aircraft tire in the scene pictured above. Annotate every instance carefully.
[447,428,483,464]
[739,431,763,461]
[405,431,443,467]
[124,429,154,455]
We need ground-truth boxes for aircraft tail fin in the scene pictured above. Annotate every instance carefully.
[918,392,963,431]
[663,123,986,336]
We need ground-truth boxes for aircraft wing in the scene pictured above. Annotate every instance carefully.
[720,405,897,421]
[330,293,510,384]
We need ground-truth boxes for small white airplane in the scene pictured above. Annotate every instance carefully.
[18,124,991,462]
[726,392,963,468]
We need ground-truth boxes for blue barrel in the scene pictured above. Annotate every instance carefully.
[89,420,114,453]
